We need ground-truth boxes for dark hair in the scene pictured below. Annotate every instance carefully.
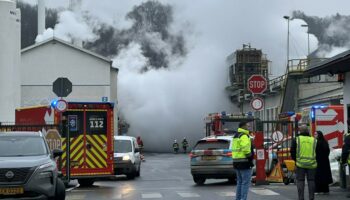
[239,121,247,128]
[316,131,325,141]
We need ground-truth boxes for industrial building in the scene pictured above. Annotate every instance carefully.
[226,44,270,104]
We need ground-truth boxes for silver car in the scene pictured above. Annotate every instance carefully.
[0,132,65,200]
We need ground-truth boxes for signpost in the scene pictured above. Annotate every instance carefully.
[52,77,72,184]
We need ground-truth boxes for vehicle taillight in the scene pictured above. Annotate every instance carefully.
[224,152,232,157]
[189,153,198,158]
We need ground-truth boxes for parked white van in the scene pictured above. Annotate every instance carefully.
[113,136,141,179]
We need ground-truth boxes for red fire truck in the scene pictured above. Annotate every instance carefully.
[15,102,115,186]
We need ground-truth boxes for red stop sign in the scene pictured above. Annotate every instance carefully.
[248,75,267,94]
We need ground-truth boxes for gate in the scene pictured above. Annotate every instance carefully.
[259,120,298,173]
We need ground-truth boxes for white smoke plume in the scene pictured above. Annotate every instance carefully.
[35,10,98,43]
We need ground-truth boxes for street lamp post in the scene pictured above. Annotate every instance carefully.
[283,16,291,67]
[301,24,310,56]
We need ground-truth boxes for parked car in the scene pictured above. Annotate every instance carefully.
[113,136,141,179]
[0,131,65,200]
[190,136,235,185]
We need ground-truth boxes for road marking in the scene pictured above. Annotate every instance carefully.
[112,194,122,199]
[66,194,86,200]
[217,191,236,197]
[177,192,200,198]
[66,185,79,192]
[250,188,279,195]
[142,193,163,198]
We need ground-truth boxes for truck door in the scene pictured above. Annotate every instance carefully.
[61,106,113,176]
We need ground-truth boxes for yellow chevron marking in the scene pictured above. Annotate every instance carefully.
[86,151,103,168]
[89,147,106,167]
[93,135,107,159]
[85,153,98,168]
[70,142,84,159]
[85,109,107,112]
[87,135,107,159]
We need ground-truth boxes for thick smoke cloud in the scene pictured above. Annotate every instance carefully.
[293,11,350,57]
[87,1,187,70]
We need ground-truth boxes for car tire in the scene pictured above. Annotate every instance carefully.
[136,164,141,177]
[50,178,65,200]
[78,178,95,187]
[228,177,236,184]
[193,176,206,185]
[127,173,135,179]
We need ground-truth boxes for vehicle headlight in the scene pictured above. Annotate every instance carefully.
[36,162,55,179]
[122,155,130,161]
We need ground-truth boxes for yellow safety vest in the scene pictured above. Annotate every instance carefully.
[232,128,251,163]
[296,135,317,169]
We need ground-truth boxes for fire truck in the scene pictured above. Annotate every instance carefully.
[15,102,115,186]
[301,105,344,149]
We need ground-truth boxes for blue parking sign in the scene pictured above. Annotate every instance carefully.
[68,115,78,131]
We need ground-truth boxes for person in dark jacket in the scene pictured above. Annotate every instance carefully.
[290,125,317,200]
[315,131,333,194]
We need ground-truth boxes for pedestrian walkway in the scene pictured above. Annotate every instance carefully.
[66,188,281,200]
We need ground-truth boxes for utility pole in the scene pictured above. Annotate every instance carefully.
[283,16,291,67]
[301,24,310,55]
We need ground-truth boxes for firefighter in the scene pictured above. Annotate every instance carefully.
[290,125,317,200]
[232,122,254,200]
[182,137,189,153]
[137,136,145,161]
[341,119,350,198]
[173,139,179,154]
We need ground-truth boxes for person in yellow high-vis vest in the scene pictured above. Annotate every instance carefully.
[290,125,317,200]
[232,122,254,200]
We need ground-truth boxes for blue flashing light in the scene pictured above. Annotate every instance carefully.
[310,109,315,121]
[287,111,295,116]
[51,99,58,108]
[312,104,327,109]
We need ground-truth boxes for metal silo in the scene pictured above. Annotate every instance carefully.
[0,0,21,123]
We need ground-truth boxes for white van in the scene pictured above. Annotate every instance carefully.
[113,136,141,179]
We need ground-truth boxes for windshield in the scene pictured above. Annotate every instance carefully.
[0,136,48,157]
[114,140,132,153]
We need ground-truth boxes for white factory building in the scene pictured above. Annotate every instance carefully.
[0,0,119,129]
[20,37,118,107]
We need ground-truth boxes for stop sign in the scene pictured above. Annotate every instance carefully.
[248,75,267,94]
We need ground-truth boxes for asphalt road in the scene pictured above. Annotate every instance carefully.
[66,153,350,200]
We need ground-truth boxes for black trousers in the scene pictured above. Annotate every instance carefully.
[296,167,316,200]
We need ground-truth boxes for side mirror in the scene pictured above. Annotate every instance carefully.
[52,149,63,158]
[134,148,140,153]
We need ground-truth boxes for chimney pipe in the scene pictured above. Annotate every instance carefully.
[38,0,45,35]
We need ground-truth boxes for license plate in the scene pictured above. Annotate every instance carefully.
[202,156,216,160]
[0,187,24,195]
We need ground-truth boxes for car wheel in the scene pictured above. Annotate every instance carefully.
[78,178,95,187]
[53,178,66,200]
[228,177,236,184]
[127,173,135,179]
[136,164,141,177]
[193,176,206,185]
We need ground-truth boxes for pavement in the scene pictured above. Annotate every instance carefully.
[65,153,350,200]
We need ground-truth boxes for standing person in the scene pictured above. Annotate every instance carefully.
[290,125,317,200]
[341,119,350,198]
[173,139,179,154]
[182,137,189,153]
[232,122,254,200]
[315,131,333,194]
[137,136,145,161]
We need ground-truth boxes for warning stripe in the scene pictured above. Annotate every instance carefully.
[61,135,84,168]
[85,151,100,168]
[85,135,107,168]
[88,135,107,159]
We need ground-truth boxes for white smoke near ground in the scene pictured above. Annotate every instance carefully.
[35,10,98,43]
